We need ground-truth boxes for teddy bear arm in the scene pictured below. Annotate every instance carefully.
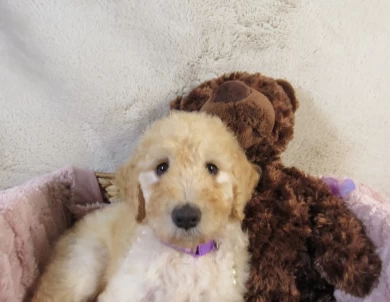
[307,185,381,297]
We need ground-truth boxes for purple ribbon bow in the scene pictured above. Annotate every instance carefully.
[322,177,356,198]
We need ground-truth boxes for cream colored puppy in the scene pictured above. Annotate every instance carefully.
[32,111,260,302]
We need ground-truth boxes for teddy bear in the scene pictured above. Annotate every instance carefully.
[170,72,382,302]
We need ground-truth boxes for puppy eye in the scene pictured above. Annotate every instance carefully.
[156,163,169,176]
[206,163,218,175]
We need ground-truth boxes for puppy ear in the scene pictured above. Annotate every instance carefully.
[136,184,146,222]
[231,158,260,221]
[116,160,146,223]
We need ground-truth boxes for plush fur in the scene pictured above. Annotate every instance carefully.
[32,111,259,302]
[170,72,382,302]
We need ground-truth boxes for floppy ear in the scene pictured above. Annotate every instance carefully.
[170,88,211,112]
[116,158,146,223]
[276,79,299,112]
[230,156,261,221]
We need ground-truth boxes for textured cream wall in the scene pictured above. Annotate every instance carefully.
[0,0,389,198]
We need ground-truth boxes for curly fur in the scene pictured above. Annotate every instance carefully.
[170,72,382,301]
[32,111,259,302]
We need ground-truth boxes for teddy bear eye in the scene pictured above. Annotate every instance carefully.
[206,163,218,175]
[156,162,169,176]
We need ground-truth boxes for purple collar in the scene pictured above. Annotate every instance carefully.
[162,240,218,257]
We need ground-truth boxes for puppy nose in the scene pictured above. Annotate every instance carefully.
[172,204,201,230]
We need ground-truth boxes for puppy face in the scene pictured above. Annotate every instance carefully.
[117,111,260,249]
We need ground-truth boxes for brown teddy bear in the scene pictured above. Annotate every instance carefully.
[170,72,381,302]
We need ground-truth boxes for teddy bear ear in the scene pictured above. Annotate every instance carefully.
[276,79,299,112]
[170,96,182,110]
[170,88,211,112]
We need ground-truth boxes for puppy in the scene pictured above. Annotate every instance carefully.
[32,111,260,302]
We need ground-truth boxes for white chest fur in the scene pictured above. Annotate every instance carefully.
[98,223,249,302]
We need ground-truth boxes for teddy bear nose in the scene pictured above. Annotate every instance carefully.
[172,204,201,230]
[214,80,251,103]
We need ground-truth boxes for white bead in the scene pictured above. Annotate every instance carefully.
[232,269,237,276]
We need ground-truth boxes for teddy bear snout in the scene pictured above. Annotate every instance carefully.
[214,80,251,103]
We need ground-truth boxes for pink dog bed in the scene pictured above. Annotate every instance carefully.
[0,167,106,301]
[0,167,388,301]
